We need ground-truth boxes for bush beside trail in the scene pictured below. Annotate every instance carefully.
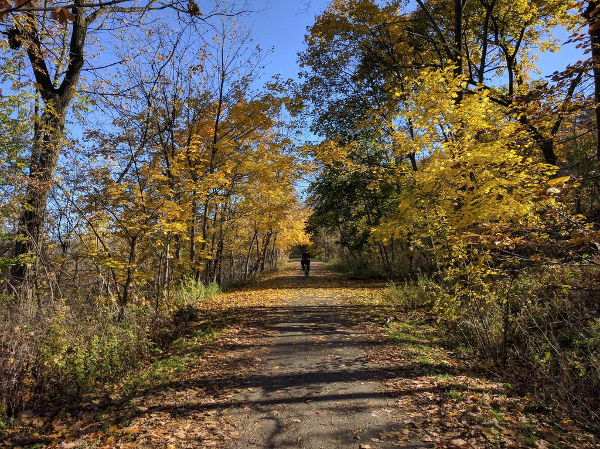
[0,280,221,426]
[375,264,600,425]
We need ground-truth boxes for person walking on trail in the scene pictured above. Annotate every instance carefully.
[301,251,311,275]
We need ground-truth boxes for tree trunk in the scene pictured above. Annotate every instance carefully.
[454,0,464,102]
[12,100,70,284]
[11,1,87,287]
[119,233,138,322]
[586,0,600,165]
[245,230,258,279]
[259,231,273,273]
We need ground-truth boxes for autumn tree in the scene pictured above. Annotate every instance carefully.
[55,14,306,317]
[299,0,584,166]
[301,0,599,281]
[0,0,246,288]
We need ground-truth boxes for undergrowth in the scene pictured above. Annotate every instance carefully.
[380,265,600,425]
[330,258,386,279]
[0,278,222,427]
[123,318,226,399]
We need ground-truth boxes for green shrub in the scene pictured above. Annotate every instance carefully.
[383,276,435,310]
[383,265,600,420]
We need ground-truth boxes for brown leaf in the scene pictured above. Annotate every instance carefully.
[122,425,140,434]
[187,0,200,15]
[542,430,561,442]
[51,7,75,25]
[0,0,10,21]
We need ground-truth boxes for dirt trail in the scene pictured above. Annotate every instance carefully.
[225,262,408,448]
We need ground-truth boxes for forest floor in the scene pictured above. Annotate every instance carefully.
[3,262,600,448]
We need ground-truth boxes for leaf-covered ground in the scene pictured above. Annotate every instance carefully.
[2,262,599,448]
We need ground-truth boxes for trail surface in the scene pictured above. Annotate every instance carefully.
[5,262,599,448]
[224,262,406,448]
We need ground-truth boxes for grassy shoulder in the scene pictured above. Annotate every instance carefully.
[351,283,600,448]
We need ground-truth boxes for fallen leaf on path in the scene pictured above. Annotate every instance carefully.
[122,425,140,434]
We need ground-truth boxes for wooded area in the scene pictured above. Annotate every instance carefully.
[301,0,600,424]
[1,0,600,434]
[0,0,308,418]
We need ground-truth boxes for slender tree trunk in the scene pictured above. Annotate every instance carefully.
[408,152,418,171]
[212,213,225,284]
[245,230,258,279]
[190,198,198,279]
[454,0,464,102]
[586,0,600,165]
[119,234,138,322]
[155,248,164,311]
[198,197,211,281]
[205,214,218,283]
[259,231,273,273]
[163,234,171,300]
[269,236,278,269]
[173,225,181,260]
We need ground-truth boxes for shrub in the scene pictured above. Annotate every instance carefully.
[177,278,221,306]
[383,276,435,311]
[507,267,600,415]
[0,278,223,416]
[384,264,600,421]
[0,297,155,414]
[330,258,385,279]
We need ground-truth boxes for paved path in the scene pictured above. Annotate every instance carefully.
[225,262,418,448]
[6,262,599,448]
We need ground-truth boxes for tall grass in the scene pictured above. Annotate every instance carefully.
[177,277,221,305]
[330,258,386,279]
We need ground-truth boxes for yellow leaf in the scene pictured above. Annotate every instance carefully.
[547,176,570,186]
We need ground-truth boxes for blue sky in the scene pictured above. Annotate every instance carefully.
[244,0,329,82]
[536,26,584,78]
